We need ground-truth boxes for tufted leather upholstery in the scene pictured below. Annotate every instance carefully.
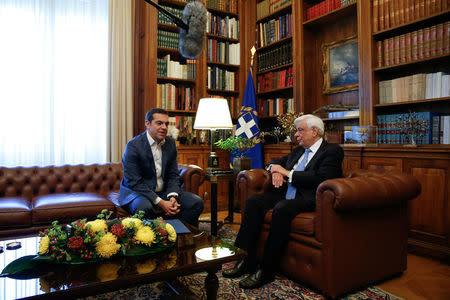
[0,163,205,237]
[237,169,421,298]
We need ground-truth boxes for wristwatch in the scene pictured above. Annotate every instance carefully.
[168,194,179,201]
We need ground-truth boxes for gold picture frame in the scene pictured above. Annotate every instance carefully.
[321,36,358,94]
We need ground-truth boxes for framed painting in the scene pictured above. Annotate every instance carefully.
[321,36,358,94]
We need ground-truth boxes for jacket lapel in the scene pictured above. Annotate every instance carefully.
[287,147,305,170]
[141,132,156,175]
[304,141,328,171]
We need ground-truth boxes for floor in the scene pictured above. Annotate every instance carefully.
[202,211,450,300]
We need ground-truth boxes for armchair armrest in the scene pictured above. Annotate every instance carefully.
[317,173,421,212]
[178,164,205,195]
[236,169,272,214]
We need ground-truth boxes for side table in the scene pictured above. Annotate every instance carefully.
[204,172,235,236]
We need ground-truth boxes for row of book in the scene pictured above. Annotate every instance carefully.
[206,0,238,14]
[206,12,239,39]
[257,41,292,72]
[207,39,240,65]
[373,0,449,32]
[157,31,180,50]
[379,72,450,104]
[258,13,292,47]
[158,5,182,26]
[206,66,238,91]
[156,83,195,111]
[257,0,292,20]
[257,97,294,117]
[257,67,293,93]
[225,96,241,119]
[377,112,450,144]
[376,21,450,68]
[157,55,196,80]
[305,0,356,21]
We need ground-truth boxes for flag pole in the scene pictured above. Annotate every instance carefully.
[250,46,256,70]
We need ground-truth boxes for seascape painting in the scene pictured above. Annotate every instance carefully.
[322,36,359,94]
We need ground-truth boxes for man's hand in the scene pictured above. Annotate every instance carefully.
[158,198,180,216]
[272,172,286,188]
[270,164,289,177]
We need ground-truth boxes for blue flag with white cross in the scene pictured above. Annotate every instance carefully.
[232,70,263,169]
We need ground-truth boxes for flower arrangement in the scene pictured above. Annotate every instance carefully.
[214,136,256,158]
[36,210,177,264]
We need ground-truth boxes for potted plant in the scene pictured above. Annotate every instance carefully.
[215,136,255,173]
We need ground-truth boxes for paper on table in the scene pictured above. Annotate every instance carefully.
[166,219,191,234]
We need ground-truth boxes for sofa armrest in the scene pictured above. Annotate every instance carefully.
[178,164,205,196]
[317,173,421,212]
[236,169,272,215]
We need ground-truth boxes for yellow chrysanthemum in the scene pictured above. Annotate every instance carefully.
[135,226,155,246]
[136,259,157,274]
[165,224,177,242]
[96,232,121,258]
[86,219,107,233]
[38,236,50,255]
[97,262,121,282]
[121,217,143,229]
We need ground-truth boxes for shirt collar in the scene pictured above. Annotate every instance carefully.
[146,130,165,147]
[308,138,323,154]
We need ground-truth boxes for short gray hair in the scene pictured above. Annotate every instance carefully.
[294,114,325,137]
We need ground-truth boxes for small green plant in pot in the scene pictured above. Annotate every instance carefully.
[215,136,255,172]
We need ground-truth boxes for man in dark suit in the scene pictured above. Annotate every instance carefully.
[223,114,344,289]
[119,108,203,226]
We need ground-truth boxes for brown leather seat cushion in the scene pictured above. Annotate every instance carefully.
[264,210,315,236]
[32,193,115,225]
[0,198,32,228]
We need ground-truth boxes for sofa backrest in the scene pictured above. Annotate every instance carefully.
[0,163,123,202]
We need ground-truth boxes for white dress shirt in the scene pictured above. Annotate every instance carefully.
[147,131,165,205]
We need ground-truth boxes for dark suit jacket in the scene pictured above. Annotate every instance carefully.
[269,140,344,208]
[119,131,181,206]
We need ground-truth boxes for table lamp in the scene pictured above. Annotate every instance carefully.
[194,98,233,174]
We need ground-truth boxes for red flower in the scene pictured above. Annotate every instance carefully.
[111,223,126,238]
[68,236,84,250]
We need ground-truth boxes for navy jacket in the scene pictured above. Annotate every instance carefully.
[119,131,181,206]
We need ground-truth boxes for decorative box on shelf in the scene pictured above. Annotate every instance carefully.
[344,126,377,146]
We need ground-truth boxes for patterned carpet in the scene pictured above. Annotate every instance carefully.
[82,225,402,300]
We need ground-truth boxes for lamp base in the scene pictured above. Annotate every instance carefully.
[206,152,220,175]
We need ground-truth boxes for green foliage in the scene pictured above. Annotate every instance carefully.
[97,209,114,220]
[214,136,255,158]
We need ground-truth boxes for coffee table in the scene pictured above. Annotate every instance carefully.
[0,224,246,300]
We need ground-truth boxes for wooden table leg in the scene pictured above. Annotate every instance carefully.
[205,270,219,300]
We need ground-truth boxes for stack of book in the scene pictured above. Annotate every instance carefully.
[379,72,450,103]
[306,0,355,21]
[373,0,448,32]
[377,112,450,144]
[257,0,292,20]
[257,67,293,92]
[206,13,239,39]
[258,13,291,47]
[376,21,450,68]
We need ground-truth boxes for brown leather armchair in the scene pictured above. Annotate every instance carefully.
[236,169,421,298]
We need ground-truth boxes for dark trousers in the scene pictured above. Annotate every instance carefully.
[234,190,314,273]
[127,190,203,226]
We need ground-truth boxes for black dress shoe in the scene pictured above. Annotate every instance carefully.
[222,260,252,278]
[239,267,274,289]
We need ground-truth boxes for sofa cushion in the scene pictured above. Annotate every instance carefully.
[32,193,114,225]
[264,210,315,236]
[0,197,32,228]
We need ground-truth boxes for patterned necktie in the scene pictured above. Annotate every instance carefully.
[285,148,311,200]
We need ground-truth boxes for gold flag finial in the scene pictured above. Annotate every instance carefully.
[250,46,256,67]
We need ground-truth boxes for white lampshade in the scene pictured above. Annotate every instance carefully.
[193,98,233,130]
